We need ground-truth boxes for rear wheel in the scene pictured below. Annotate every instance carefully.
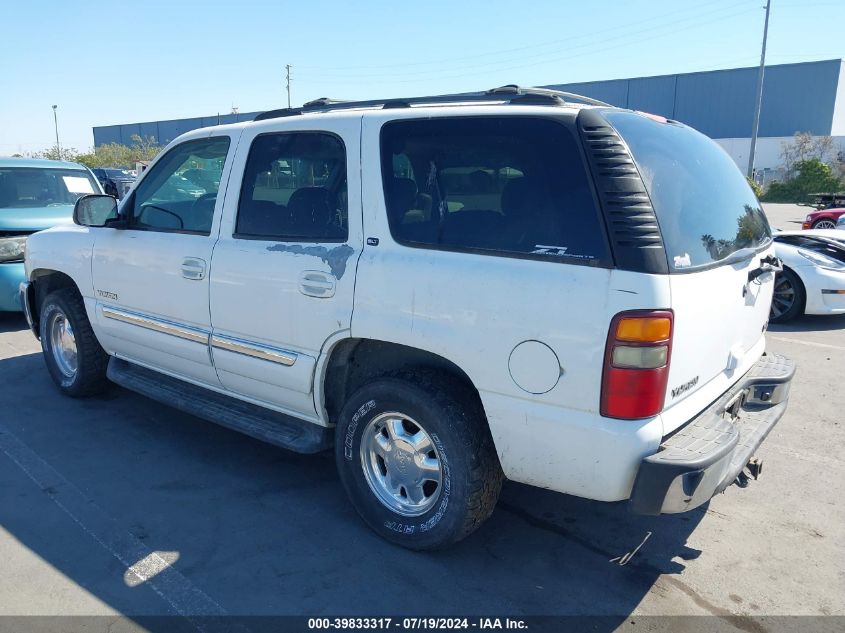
[812,219,837,230]
[39,288,109,396]
[335,371,503,550]
[770,268,805,323]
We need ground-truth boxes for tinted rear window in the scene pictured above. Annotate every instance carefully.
[380,117,609,265]
[606,111,771,271]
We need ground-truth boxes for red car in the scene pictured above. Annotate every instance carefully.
[802,207,845,229]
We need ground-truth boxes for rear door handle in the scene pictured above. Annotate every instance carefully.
[181,257,207,280]
[299,270,336,298]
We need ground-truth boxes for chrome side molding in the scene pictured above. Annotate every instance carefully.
[101,306,210,345]
[100,305,298,367]
[210,334,297,366]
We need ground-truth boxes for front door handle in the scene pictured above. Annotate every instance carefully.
[181,257,207,280]
[299,270,336,298]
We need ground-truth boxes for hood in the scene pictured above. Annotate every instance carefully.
[0,204,75,232]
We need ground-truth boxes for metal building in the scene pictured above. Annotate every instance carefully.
[93,59,845,176]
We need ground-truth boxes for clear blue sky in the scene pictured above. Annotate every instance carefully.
[1,0,843,154]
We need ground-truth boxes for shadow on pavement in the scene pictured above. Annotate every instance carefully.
[769,313,845,333]
[0,351,706,628]
[0,312,27,334]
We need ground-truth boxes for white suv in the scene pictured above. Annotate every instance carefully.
[21,86,794,549]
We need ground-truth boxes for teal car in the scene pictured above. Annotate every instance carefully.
[0,158,103,311]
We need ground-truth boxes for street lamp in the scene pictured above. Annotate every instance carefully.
[51,105,60,157]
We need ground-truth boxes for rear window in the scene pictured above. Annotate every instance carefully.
[380,117,609,265]
[605,111,771,271]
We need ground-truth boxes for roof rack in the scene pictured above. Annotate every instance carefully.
[253,85,610,121]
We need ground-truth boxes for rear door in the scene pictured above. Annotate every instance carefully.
[604,111,775,432]
[208,115,362,420]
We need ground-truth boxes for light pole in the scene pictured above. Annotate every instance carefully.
[51,105,60,158]
[747,0,772,179]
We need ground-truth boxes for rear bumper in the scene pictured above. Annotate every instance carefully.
[0,262,25,311]
[629,353,795,515]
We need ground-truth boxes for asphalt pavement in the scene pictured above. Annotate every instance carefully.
[0,203,842,630]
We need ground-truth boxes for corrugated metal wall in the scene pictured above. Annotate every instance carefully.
[93,112,260,147]
[93,59,843,147]
[546,59,843,138]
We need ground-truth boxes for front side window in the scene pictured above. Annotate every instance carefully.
[236,132,348,241]
[380,117,608,264]
[129,137,230,235]
[0,168,99,209]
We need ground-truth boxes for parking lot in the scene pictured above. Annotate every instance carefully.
[0,204,843,627]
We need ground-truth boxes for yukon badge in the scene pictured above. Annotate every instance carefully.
[97,289,118,301]
[671,376,699,399]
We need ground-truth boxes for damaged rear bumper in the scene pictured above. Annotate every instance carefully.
[629,353,795,515]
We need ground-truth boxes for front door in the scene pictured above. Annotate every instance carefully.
[209,119,362,420]
[91,134,235,386]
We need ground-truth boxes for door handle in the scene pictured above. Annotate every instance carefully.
[299,270,336,298]
[181,257,207,280]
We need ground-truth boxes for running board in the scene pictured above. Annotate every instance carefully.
[107,357,332,454]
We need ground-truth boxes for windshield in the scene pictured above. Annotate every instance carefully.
[0,167,100,209]
[605,111,771,271]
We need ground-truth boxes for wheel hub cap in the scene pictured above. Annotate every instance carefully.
[49,312,78,378]
[771,276,795,317]
[360,412,443,517]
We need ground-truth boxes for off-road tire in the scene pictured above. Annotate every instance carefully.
[335,370,503,550]
[40,288,109,397]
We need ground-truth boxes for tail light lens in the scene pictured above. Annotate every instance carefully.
[601,310,673,419]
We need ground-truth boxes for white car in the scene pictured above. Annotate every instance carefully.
[21,86,794,549]
[837,214,845,229]
[771,229,845,322]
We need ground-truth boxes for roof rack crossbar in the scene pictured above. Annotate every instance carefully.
[253,85,609,121]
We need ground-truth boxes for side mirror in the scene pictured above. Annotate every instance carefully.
[73,194,121,228]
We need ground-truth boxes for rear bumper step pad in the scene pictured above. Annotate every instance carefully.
[629,353,795,515]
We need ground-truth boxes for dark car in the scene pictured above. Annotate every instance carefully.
[90,168,135,199]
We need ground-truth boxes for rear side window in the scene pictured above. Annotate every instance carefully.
[380,117,608,265]
[605,111,771,271]
[236,132,347,241]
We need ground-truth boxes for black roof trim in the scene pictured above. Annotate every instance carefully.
[253,85,610,122]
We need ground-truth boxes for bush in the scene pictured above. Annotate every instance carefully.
[761,158,843,203]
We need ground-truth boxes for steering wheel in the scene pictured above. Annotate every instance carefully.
[192,192,217,210]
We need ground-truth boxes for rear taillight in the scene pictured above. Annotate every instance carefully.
[600,310,673,419]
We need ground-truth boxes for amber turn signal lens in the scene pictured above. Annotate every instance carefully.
[616,317,672,342]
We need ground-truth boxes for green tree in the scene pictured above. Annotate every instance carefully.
[762,158,843,203]
[30,145,80,162]
[75,135,161,169]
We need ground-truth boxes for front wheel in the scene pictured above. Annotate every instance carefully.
[335,371,503,550]
[812,219,837,230]
[39,288,109,396]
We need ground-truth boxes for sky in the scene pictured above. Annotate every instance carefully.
[1,0,843,155]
